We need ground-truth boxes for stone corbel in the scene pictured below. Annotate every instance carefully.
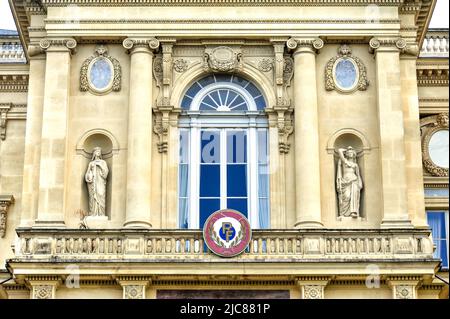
[39,38,77,54]
[387,276,421,299]
[26,276,62,299]
[269,107,294,154]
[116,276,152,299]
[153,110,171,153]
[0,103,11,141]
[123,37,160,54]
[0,195,14,238]
[296,277,331,299]
[159,40,176,108]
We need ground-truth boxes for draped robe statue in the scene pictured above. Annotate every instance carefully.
[85,147,109,216]
[336,146,363,218]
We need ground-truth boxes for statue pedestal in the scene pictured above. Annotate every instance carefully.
[85,216,109,229]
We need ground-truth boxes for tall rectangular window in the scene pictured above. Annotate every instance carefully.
[257,129,270,229]
[178,129,190,229]
[427,211,449,269]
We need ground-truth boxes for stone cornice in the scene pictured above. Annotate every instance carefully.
[40,0,404,7]
[0,75,29,92]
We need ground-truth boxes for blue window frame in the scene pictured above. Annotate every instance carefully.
[427,211,449,269]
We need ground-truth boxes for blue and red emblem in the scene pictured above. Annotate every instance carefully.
[203,209,252,258]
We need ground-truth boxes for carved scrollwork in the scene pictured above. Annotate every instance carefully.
[421,112,449,177]
[258,58,273,72]
[325,45,369,93]
[80,45,121,94]
[0,195,14,238]
[203,46,243,73]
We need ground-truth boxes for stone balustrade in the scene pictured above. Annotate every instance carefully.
[14,228,434,262]
[0,42,26,63]
[420,32,449,58]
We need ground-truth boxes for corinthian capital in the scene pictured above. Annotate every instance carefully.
[123,38,160,53]
[39,38,77,54]
[287,37,324,54]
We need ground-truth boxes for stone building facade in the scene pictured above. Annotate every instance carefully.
[0,0,448,299]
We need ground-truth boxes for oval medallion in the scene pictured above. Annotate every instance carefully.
[334,58,358,92]
[203,209,252,258]
[89,57,113,92]
[429,129,449,168]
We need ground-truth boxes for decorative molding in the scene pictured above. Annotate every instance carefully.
[80,45,121,94]
[0,75,29,92]
[257,58,273,72]
[421,113,449,177]
[0,195,14,238]
[394,285,415,299]
[153,111,170,153]
[369,37,409,53]
[123,37,160,52]
[0,103,11,141]
[417,68,449,87]
[325,44,369,93]
[203,46,243,73]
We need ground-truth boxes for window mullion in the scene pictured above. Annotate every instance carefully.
[249,127,258,229]
[220,129,227,209]
[190,126,200,229]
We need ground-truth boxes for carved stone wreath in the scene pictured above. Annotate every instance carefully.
[421,112,449,177]
[80,45,121,94]
[173,59,189,73]
[325,44,369,93]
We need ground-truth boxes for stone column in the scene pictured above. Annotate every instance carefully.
[369,38,413,229]
[287,37,324,228]
[297,277,330,299]
[122,38,159,228]
[20,44,46,227]
[387,277,420,299]
[117,276,151,299]
[34,38,77,228]
[399,45,428,227]
[28,276,62,299]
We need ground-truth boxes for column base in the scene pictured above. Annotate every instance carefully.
[294,220,324,229]
[380,218,414,229]
[32,220,66,229]
[123,220,152,229]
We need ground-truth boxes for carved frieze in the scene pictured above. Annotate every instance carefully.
[420,112,449,177]
[325,45,369,93]
[203,46,243,73]
[80,45,121,94]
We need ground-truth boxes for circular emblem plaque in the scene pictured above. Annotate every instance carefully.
[203,209,252,258]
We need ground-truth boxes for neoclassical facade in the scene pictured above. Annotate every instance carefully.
[0,0,448,299]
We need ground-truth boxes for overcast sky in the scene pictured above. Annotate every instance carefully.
[0,0,449,30]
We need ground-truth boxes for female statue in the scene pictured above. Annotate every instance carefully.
[85,147,109,216]
[336,146,363,218]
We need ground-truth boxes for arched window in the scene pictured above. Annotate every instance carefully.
[179,74,269,230]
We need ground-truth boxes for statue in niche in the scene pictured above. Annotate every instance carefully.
[85,147,109,217]
[336,146,363,218]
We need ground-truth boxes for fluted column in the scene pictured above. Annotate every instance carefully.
[369,38,413,229]
[122,38,160,228]
[34,38,77,228]
[287,37,324,229]
[20,44,46,227]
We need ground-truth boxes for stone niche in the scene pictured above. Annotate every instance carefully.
[76,130,118,228]
[331,131,368,221]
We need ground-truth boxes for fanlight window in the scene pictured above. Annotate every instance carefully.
[178,74,269,230]
[181,74,266,111]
